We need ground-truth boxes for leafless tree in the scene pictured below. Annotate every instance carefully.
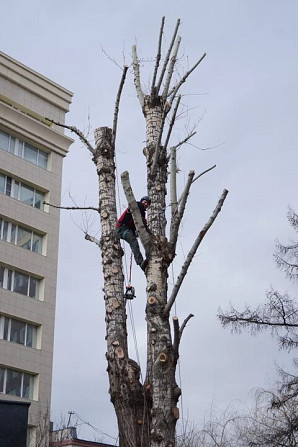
[218,208,298,445]
[175,390,298,446]
[49,18,228,446]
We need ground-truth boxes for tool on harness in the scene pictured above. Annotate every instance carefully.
[124,253,136,300]
[125,285,136,300]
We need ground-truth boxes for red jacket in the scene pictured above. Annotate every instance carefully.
[116,202,147,234]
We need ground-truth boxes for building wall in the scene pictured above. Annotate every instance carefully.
[0,51,73,443]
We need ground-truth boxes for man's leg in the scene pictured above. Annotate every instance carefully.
[118,228,144,266]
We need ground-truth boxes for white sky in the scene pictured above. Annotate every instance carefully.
[1,0,298,442]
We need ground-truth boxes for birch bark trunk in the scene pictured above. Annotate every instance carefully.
[143,96,179,446]
[93,127,149,446]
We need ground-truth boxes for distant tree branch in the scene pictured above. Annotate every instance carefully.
[218,290,298,350]
[287,207,298,230]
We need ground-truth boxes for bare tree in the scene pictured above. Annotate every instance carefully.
[218,208,298,446]
[175,391,298,446]
[275,208,298,282]
[176,408,245,447]
[49,18,228,446]
[218,208,298,350]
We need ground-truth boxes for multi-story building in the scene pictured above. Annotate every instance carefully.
[0,51,73,445]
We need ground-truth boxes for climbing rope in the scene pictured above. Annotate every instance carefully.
[115,157,142,378]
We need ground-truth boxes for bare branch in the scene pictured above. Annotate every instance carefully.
[121,170,151,256]
[165,189,229,315]
[175,131,197,152]
[112,65,129,146]
[132,45,144,109]
[156,18,181,95]
[101,44,123,70]
[179,313,194,338]
[163,95,182,154]
[44,202,100,212]
[162,36,181,99]
[218,290,298,350]
[45,118,95,155]
[173,314,194,363]
[85,232,101,247]
[167,132,198,209]
[288,206,298,231]
[192,164,216,184]
[274,210,298,281]
[168,53,207,106]
[170,146,178,218]
[151,16,165,98]
[169,170,195,253]
[172,316,180,358]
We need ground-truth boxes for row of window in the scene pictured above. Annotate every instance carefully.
[0,172,45,210]
[0,129,48,169]
[0,131,47,405]
[0,366,35,399]
[0,266,40,299]
[0,217,43,254]
[0,315,38,349]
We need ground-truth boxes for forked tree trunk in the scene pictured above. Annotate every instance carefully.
[93,104,180,446]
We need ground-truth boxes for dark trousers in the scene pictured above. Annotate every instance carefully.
[116,227,144,265]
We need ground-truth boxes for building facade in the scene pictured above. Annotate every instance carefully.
[0,51,73,445]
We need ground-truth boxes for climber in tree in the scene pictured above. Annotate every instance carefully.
[116,196,151,271]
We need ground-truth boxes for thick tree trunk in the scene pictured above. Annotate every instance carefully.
[93,127,149,446]
[143,96,180,446]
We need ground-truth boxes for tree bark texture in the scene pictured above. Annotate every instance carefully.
[143,95,180,446]
[93,127,149,446]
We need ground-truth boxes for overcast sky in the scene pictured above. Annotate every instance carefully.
[1,0,298,443]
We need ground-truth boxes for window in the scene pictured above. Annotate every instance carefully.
[0,129,48,169]
[0,367,35,399]
[0,130,15,153]
[0,265,40,299]
[0,219,44,254]
[0,173,45,210]
[0,219,43,254]
[0,316,38,348]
